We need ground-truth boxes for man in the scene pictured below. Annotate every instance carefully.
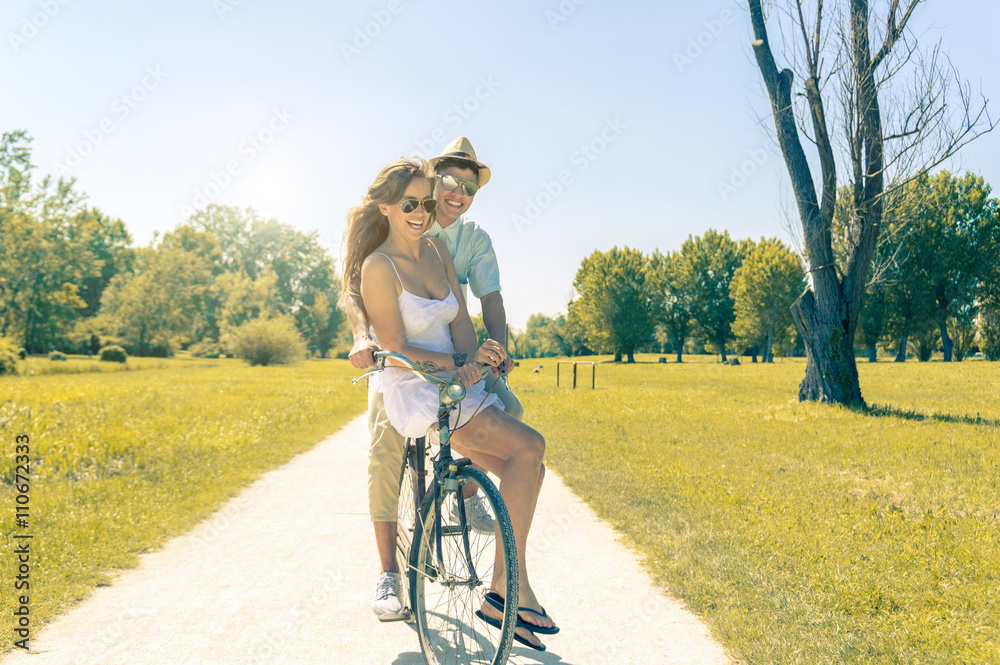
[345,137,522,621]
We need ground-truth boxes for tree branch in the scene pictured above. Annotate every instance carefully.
[872,0,920,71]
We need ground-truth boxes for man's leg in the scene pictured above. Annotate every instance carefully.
[484,371,524,421]
[367,382,409,620]
[368,383,407,567]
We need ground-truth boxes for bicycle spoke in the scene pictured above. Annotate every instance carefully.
[411,470,518,665]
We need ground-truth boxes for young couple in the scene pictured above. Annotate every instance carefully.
[342,138,558,651]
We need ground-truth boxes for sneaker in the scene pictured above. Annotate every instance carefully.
[372,572,408,622]
[450,494,495,534]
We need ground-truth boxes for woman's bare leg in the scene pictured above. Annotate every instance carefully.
[451,406,556,640]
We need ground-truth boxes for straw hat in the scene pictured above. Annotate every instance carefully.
[428,136,492,188]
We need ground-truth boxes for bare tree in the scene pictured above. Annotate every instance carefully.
[747,0,993,404]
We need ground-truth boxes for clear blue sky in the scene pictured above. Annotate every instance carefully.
[2,0,997,329]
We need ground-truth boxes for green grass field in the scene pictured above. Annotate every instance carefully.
[517,355,1000,664]
[0,355,366,648]
[2,354,997,663]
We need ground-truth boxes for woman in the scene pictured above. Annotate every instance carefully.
[342,157,557,650]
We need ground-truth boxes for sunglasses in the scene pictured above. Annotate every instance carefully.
[398,198,437,214]
[438,174,479,197]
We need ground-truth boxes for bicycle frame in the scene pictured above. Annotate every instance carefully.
[354,350,519,664]
[354,350,496,585]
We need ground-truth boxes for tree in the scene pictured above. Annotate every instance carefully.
[187,204,339,317]
[186,204,341,350]
[0,133,98,352]
[95,237,217,356]
[569,247,654,363]
[213,268,281,333]
[747,0,993,403]
[911,172,996,361]
[979,307,1000,361]
[648,250,693,362]
[873,172,999,361]
[71,208,134,318]
[516,313,576,358]
[678,230,747,362]
[731,238,806,362]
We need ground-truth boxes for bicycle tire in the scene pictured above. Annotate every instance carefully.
[395,440,422,618]
[410,467,518,665]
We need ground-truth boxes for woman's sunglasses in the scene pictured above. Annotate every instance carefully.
[399,198,437,214]
[438,174,479,197]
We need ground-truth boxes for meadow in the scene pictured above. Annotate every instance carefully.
[519,355,1000,664]
[1,353,997,663]
[0,355,367,647]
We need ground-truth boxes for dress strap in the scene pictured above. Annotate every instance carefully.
[372,252,403,287]
[425,238,446,269]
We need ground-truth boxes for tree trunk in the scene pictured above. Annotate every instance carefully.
[627,350,635,363]
[765,328,775,363]
[750,348,758,363]
[939,319,953,362]
[614,351,622,362]
[895,334,908,362]
[791,289,864,404]
[867,342,877,362]
[674,337,683,363]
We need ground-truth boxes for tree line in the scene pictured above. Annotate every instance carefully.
[512,232,806,364]
[514,171,1000,363]
[1,131,341,361]
[3,129,997,366]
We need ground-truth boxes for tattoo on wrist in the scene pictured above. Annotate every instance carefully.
[417,360,446,373]
[452,353,467,368]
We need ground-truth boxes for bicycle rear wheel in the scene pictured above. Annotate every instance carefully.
[410,467,518,665]
[396,439,424,618]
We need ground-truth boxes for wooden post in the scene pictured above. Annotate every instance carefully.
[556,360,576,387]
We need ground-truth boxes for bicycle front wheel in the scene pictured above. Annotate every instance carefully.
[410,467,518,665]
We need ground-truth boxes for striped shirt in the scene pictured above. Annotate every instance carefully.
[426,215,501,300]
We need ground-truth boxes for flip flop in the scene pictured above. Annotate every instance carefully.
[484,591,560,635]
[475,609,546,652]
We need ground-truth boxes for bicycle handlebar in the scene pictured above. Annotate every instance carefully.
[351,350,496,386]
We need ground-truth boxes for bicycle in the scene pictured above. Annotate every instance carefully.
[355,350,518,665]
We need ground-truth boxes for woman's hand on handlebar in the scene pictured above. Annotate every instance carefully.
[454,362,483,387]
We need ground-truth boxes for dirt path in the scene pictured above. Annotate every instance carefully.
[2,415,733,665]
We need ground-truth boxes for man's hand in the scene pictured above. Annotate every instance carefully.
[349,337,381,369]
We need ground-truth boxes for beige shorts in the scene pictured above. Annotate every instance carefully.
[366,373,523,522]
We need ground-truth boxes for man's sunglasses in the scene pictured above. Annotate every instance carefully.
[438,174,479,197]
[399,198,437,214]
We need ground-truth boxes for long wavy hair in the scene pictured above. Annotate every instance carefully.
[341,157,436,302]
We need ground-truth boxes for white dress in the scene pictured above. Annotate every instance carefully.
[373,253,503,439]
